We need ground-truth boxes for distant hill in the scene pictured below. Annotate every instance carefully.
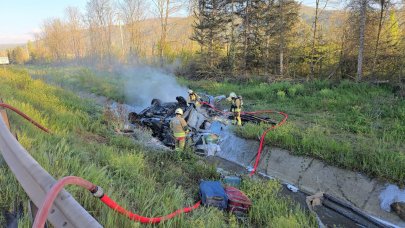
[300,4,342,25]
[0,43,24,51]
[22,4,343,58]
[132,5,342,56]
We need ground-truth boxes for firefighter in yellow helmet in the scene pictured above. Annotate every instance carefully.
[187,89,201,108]
[227,92,243,126]
[170,108,188,151]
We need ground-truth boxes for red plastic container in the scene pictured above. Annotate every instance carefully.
[225,186,252,215]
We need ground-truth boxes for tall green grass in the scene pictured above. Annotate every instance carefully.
[27,66,126,102]
[0,67,316,227]
[241,179,317,227]
[185,79,405,184]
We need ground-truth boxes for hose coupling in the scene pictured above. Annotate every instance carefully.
[90,186,104,198]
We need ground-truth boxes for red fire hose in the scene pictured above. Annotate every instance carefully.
[33,176,97,228]
[0,103,51,133]
[100,195,201,224]
[0,103,200,226]
[32,176,201,227]
[247,111,288,176]
[1,101,287,226]
[200,102,288,176]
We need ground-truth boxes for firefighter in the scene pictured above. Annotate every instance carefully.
[227,92,243,126]
[170,108,188,152]
[187,89,201,108]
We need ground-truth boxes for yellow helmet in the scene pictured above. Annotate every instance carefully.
[229,92,237,99]
[175,108,183,115]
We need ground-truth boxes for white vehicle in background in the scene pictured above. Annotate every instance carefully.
[0,56,10,65]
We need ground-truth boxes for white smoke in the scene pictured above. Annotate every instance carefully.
[118,66,188,109]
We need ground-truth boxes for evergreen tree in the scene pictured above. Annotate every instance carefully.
[192,0,228,77]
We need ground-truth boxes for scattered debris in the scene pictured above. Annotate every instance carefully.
[199,181,228,210]
[391,202,405,221]
[223,176,242,188]
[306,192,324,211]
[246,166,254,173]
[379,185,405,213]
[286,184,299,193]
[225,186,252,217]
[128,95,275,155]
[216,167,230,176]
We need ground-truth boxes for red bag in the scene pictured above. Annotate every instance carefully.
[225,186,252,215]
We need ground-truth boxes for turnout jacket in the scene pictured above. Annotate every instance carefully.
[170,115,188,138]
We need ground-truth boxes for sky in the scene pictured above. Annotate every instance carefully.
[0,0,334,45]
[0,0,87,44]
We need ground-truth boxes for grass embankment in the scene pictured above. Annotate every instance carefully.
[27,65,126,102]
[0,67,317,227]
[183,79,405,184]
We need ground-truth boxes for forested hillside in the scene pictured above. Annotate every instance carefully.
[6,0,405,83]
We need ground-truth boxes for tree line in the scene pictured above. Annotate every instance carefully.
[6,0,405,81]
[9,0,192,66]
[191,0,405,82]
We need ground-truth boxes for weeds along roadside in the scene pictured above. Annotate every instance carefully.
[0,67,317,227]
[181,78,405,185]
[26,65,126,102]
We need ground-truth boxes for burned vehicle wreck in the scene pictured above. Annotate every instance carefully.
[128,95,275,155]
[128,96,188,147]
[128,96,215,152]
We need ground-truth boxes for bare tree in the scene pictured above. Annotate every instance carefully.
[371,0,390,74]
[118,0,147,57]
[66,7,85,59]
[41,18,69,61]
[151,0,183,65]
[85,0,115,62]
[187,0,199,16]
[357,0,368,81]
[310,0,328,80]
[279,0,285,76]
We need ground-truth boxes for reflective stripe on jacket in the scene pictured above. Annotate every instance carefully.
[170,116,188,138]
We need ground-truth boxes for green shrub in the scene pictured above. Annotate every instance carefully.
[319,88,334,97]
[277,90,286,100]
[287,84,304,97]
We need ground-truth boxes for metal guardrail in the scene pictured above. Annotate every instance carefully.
[0,111,102,227]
